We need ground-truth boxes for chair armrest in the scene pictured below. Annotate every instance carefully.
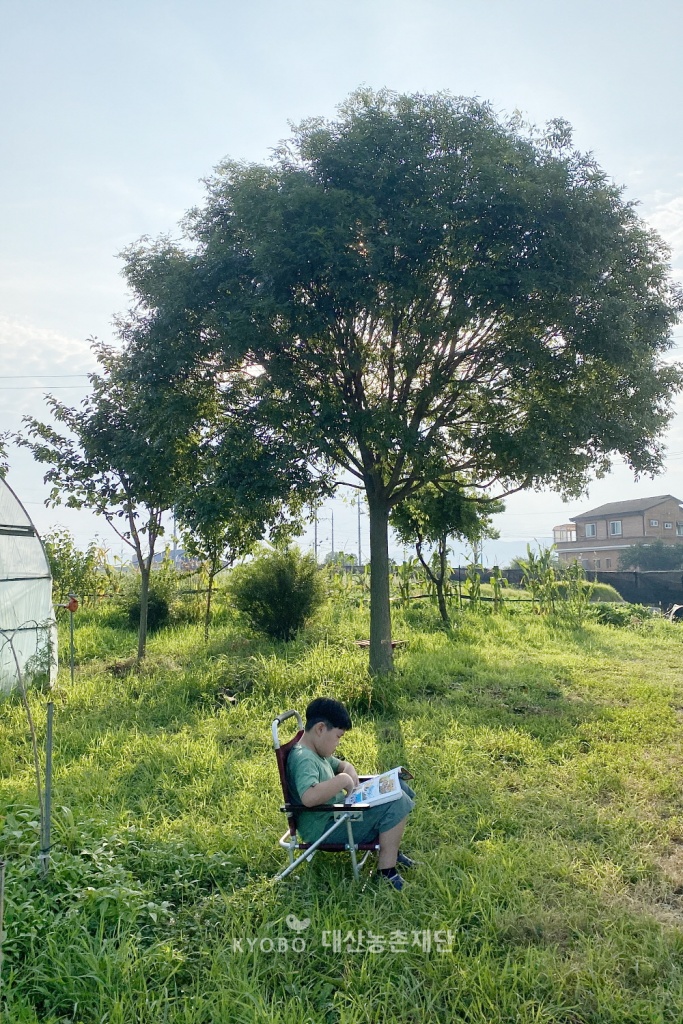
[281,802,350,813]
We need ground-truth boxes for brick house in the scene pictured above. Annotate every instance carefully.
[553,494,683,570]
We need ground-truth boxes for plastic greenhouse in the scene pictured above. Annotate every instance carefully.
[0,477,57,694]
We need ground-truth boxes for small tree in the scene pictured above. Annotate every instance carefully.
[391,484,502,624]
[20,344,202,662]
[176,414,317,639]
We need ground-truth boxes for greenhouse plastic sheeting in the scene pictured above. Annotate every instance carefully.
[0,478,57,694]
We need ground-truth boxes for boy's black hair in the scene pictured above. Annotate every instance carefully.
[304,697,352,732]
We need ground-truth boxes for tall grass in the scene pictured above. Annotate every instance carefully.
[1,597,683,1021]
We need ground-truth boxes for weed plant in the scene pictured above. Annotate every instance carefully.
[2,597,683,1021]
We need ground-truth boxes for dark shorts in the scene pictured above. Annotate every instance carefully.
[348,779,416,844]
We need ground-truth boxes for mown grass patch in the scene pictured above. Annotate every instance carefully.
[2,599,683,1021]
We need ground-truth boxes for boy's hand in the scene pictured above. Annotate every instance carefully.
[338,761,359,788]
[337,772,355,794]
[335,772,355,795]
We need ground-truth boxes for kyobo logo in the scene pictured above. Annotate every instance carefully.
[285,914,311,932]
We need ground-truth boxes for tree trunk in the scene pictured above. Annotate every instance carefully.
[137,563,150,663]
[436,579,450,625]
[437,538,450,625]
[204,565,216,642]
[367,494,394,675]
[416,537,450,626]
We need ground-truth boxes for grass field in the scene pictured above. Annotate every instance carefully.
[2,594,683,1023]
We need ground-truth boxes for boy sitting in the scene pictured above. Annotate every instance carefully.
[286,697,416,890]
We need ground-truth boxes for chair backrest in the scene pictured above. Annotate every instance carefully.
[275,729,304,806]
[272,710,304,836]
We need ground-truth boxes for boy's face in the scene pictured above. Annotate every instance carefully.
[313,723,345,758]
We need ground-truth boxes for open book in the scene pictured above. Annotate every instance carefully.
[344,767,410,809]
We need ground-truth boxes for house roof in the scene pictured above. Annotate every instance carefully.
[571,495,683,521]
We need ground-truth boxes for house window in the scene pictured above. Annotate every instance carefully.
[585,523,597,538]
[677,522,683,537]
[650,519,659,527]
[665,522,673,529]
[605,558,612,569]
[609,520,622,536]
[594,559,601,569]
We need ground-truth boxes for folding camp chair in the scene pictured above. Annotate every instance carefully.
[272,710,379,882]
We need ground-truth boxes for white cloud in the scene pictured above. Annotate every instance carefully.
[0,316,96,425]
[645,194,683,266]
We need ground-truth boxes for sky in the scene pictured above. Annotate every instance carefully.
[2,0,683,566]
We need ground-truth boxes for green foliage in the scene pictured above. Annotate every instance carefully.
[490,565,507,613]
[323,550,357,565]
[118,88,683,674]
[18,343,204,661]
[516,545,558,613]
[592,602,656,626]
[559,561,593,627]
[392,484,502,624]
[229,547,325,640]
[118,555,180,633]
[42,527,105,602]
[392,557,422,607]
[175,410,318,641]
[589,581,625,602]
[465,562,482,610]
[619,539,683,570]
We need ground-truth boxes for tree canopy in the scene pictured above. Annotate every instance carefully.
[118,88,683,673]
[175,411,316,637]
[619,540,683,571]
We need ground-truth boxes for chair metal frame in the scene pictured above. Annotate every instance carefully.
[272,710,379,882]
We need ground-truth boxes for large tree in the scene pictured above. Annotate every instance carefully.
[118,89,682,673]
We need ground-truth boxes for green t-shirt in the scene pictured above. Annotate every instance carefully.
[286,744,345,842]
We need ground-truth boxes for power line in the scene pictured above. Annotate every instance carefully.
[0,374,90,379]
[0,385,88,390]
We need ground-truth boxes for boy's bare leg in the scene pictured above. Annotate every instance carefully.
[377,818,407,870]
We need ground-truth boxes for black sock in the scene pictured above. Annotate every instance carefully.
[380,866,399,877]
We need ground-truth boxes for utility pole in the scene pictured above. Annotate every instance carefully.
[331,509,334,561]
[357,493,362,567]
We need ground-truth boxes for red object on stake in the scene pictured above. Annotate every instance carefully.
[66,597,78,613]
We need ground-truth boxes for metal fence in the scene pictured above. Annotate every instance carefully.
[450,567,683,608]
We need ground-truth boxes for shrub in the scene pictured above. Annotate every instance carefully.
[555,580,624,603]
[118,553,180,633]
[126,590,170,632]
[229,547,325,640]
[592,602,654,626]
[589,582,625,603]
[43,527,105,602]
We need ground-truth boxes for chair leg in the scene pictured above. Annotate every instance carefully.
[275,814,351,882]
[346,817,360,881]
